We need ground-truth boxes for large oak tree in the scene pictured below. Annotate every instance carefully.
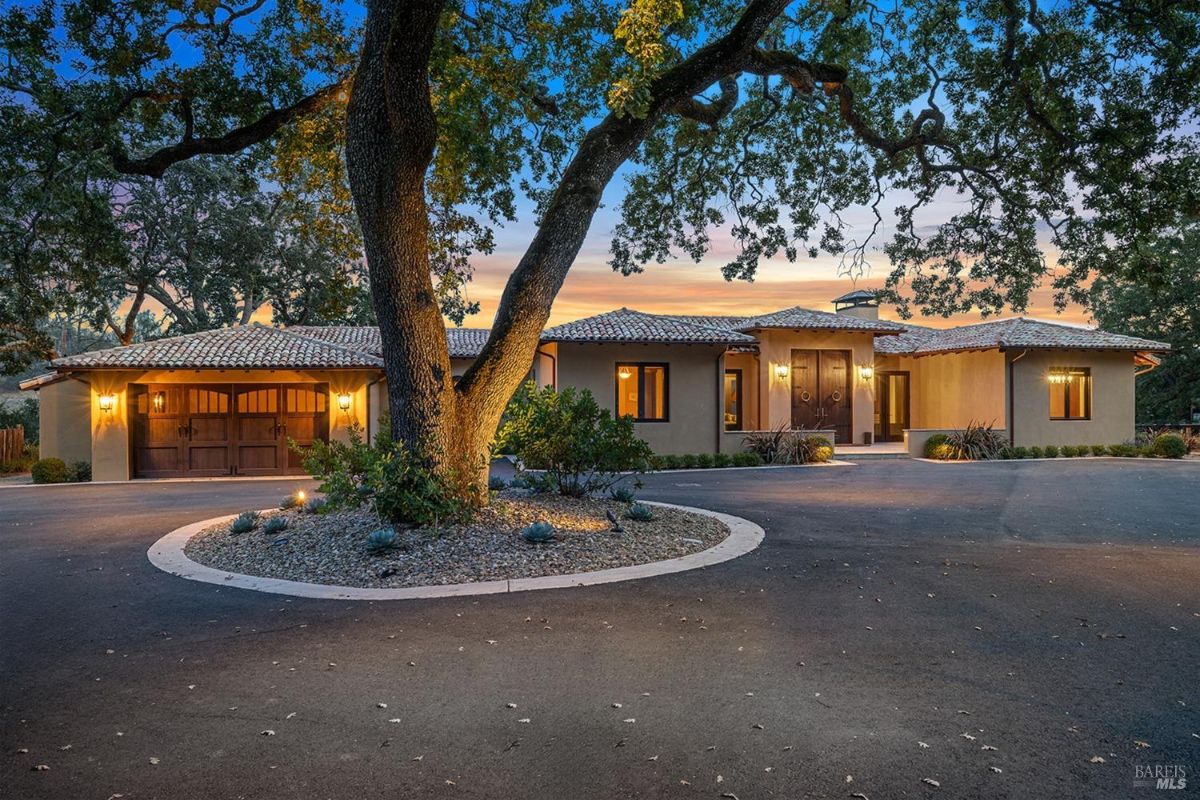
[3,0,1197,491]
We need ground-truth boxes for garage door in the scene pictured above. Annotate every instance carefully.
[129,383,329,478]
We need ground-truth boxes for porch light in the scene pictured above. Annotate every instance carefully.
[858,364,874,381]
[97,393,116,413]
[618,367,633,380]
[336,392,353,411]
[773,363,790,380]
[152,391,165,412]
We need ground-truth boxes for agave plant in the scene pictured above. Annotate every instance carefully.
[229,511,260,534]
[262,516,289,535]
[366,527,400,553]
[609,485,637,503]
[303,496,327,514]
[521,520,556,543]
[945,421,1008,460]
[625,502,654,522]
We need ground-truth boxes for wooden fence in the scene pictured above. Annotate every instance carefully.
[0,425,25,466]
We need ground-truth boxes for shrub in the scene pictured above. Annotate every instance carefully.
[66,460,92,482]
[609,485,637,503]
[496,383,652,497]
[1043,445,1060,458]
[662,454,681,469]
[626,502,654,521]
[923,433,953,460]
[300,425,468,526]
[647,455,667,471]
[488,476,509,491]
[521,520,556,543]
[262,516,289,535]
[303,496,328,514]
[712,453,732,468]
[695,453,714,469]
[0,398,39,444]
[31,457,69,484]
[1138,445,1155,457]
[1061,445,1078,458]
[796,435,834,464]
[1090,444,1108,456]
[1152,432,1187,459]
[944,421,1008,460]
[1028,446,1044,459]
[745,423,835,464]
[732,451,763,467]
[280,491,305,509]
[1011,446,1028,459]
[366,527,400,553]
[1107,443,1136,457]
[229,511,259,534]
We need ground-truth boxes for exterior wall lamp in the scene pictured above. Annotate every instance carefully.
[97,393,117,413]
[336,392,353,412]
[858,364,875,381]
[152,391,166,413]
[773,363,790,380]
[618,367,633,380]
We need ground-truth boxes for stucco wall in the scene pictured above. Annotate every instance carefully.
[554,342,725,455]
[904,350,1008,430]
[752,329,877,443]
[1009,350,1136,447]
[35,377,91,465]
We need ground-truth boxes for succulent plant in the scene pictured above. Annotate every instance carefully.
[366,527,400,553]
[488,476,509,491]
[608,485,636,503]
[521,520,556,544]
[229,511,260,534]
[625,503,654,522]
[280,492,305,510]
[262,516,289,535]
[303,496,327,514]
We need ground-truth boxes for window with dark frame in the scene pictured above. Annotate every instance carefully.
[1048,367,1091,420]
[724,369,743,431]
[615,363,668,422]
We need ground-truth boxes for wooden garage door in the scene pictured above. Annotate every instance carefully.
[129,383,329,478]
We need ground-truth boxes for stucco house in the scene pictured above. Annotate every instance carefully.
[22,292,1168,480]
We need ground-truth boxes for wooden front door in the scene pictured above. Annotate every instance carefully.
[790,349,853,443]
[130,383,329,478]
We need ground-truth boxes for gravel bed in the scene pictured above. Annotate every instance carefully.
[184,492,729,588]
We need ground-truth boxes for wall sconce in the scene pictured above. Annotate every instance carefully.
[858,364,875,381]
[618,367,633,380]
[336,392,353,412]
[98,393,116,413]
[773,363,790,380]
[152,391,166,413]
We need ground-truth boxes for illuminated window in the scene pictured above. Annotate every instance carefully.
[1048,367,1091,420]
[723,370,743,431]
[616,363,668,422]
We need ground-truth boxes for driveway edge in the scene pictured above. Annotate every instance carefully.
[147,501,764,601]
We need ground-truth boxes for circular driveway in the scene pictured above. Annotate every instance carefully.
[2,460,1197,799]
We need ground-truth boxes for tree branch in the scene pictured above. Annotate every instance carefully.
[109,78,351,178]
[671,77,739,126]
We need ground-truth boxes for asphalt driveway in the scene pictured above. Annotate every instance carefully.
[1,459,1197,799]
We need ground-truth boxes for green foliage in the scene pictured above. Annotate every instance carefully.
[300,425,469,526]
[229,511,260,535]
[280,492,305,510]
[661,454,681,469]
[732,452,763,467]
[496,384,652,497]
[1108,443,1136,457]
[924,434,952,460]
[366,527,400,553]
[1091,445,1108,456]
[521,520,556,544]
[1010,446,1028,459]
[678,453,697,469]
[626,502,654,522]
[1152,433,1187,458]
[30,457,68,483]
[712,453,732,468]
[1043,445,1060,459]
[0,398,39,443]
[744,425,834,464]
[1028,446,1044,459]
[609,485,637,503]
[1061,445,1079,458]
[488,476,509,491]
[67,460,91,482]
[694,453,714,469]
[263,516,289,535]
[303,496,328,514]
[647,455,667,471]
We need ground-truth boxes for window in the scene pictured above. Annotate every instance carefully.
[724,369,743,431]
[616,363,668,421]
[1048,367,1091,420]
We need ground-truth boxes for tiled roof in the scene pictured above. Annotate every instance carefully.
[832,289,878,304]
[50,325,385,370]
[287,326,491,359]
[541,308,757,345]
[735,306,905,334]
[18,372,66,391]
[876,318,1170,356]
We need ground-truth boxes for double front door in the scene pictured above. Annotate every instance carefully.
[790,349,852,443]
[129,383,329,478]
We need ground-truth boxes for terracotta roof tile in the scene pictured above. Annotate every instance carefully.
[287,326,491,359]
[541,308,756,345]
[875,317,1170,355]
[735,306,905,334]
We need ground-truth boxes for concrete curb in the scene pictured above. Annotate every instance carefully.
[147,501,765,601]
[911,456,1199,465]
[0,474,312,490]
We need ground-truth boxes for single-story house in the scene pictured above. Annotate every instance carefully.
[22,291,1169,480]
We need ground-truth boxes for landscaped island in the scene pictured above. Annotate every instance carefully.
[184,492,728,589]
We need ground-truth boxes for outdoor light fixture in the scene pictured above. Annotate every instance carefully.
[774,363,790,380]
[337,392,353,411]
[152,391,165,412]
[98,393,116,413]
[618,368,633,380]
[297,490,306,502]
[858,364,875,381]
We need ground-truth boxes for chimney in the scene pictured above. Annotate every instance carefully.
[832,290,879,320]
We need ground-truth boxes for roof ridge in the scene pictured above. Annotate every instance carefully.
[271,326,385,363]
